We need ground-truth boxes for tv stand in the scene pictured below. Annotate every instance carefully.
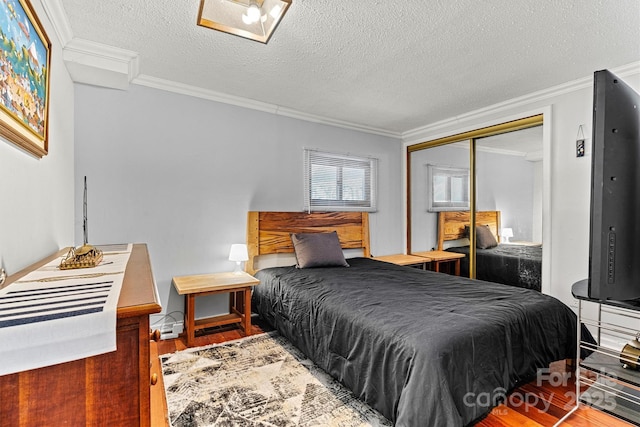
[555,279,640,426]
[571,278,640,310]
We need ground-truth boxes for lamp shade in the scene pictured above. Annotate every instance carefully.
[501,228,514,238]
[229,244,249,262]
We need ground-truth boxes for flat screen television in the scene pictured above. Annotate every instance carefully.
[588,69,640,302]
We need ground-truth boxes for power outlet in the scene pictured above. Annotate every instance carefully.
[172,321,184,335]
[160,331,178,340]
[159,321,184,340]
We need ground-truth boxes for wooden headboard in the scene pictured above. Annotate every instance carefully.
[246,211,370,275]
[437,211,501,250]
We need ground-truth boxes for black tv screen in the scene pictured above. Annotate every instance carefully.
[588,69,640,301]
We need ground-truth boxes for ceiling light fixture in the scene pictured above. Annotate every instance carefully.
[198,0,292,44]
[242,1,264,25]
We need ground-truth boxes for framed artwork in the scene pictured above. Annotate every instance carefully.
[0,0,51,158]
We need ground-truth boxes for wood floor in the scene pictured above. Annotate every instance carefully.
[153,320,632,427]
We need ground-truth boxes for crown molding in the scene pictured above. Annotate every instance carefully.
[274,105,401,138]
[41,0,139,90]
[133,74,279,114]
[38,0,640,140]
[525,150,543,162]
[63,39,139,90]
[40,0,73,45]
[41,0,399,137]
[402,77,591,143]
[403,61,640,143]
[438,141,543,161]
[475,145,527,158]
[476,145,543,162]
[133,75,402,138]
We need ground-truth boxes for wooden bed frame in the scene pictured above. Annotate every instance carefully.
[246,211,371,275]
[437,210,501,250]
[247,211,575,425]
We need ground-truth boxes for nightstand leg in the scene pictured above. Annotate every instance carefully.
[186,294,195,347]
[243,287,251,335]
[236,290,244,313]
[454,259,460,276]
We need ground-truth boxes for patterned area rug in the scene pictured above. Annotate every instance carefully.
[160,332,392,427]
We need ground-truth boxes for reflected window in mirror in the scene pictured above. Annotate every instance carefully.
[427,165,470,212]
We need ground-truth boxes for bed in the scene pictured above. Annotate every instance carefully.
[438,211,542,291]
[247,211,581,426]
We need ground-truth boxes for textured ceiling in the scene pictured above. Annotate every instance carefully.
[58,0,640,134]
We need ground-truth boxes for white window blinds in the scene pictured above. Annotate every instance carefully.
[304,148,378,212]
[427,164,470,211]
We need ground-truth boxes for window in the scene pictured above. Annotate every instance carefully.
[427,164,469,211]
[304,149,378,211]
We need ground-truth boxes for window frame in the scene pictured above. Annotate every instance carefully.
[304,148,378,212]
[426,164,470,212]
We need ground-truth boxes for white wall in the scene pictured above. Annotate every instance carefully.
[73,83,403,329]
[476,150,535,242]
[404,62,640,310]
[0,0,75,275]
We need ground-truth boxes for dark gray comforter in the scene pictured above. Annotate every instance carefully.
[447,244,542,291]
[252,257,579,426]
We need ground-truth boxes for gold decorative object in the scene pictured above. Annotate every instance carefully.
[58,244,103,270]
[620,332,640,370]
[58,176,103,270]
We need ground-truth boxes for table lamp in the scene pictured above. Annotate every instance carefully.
[501,228,513,243]
[229,244,249,274]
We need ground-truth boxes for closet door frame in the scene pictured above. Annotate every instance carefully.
[406,114,543,279]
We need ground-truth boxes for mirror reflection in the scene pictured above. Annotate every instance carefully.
[408,124,544,291]
[410,141,470,254]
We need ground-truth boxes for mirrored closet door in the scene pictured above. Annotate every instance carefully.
[407,115,543,289]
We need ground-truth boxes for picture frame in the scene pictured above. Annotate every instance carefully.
[0,0,51,158]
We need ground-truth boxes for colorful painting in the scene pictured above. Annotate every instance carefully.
[0,0,50,157]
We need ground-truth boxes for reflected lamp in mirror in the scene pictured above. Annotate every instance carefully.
[501,228,513,243]
[197,0,292,43]
[229,243,249,274]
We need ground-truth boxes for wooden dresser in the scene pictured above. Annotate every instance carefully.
[0,243,162,427]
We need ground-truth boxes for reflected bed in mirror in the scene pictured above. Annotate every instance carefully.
[437,211,542,291]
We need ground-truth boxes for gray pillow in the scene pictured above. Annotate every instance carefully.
[476,224,498,249]
[290,231,349,268]
[464,224,499,249]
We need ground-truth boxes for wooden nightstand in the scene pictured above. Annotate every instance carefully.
[372,254,431,269]
[172,271,260,347]
[412,250,465,275]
